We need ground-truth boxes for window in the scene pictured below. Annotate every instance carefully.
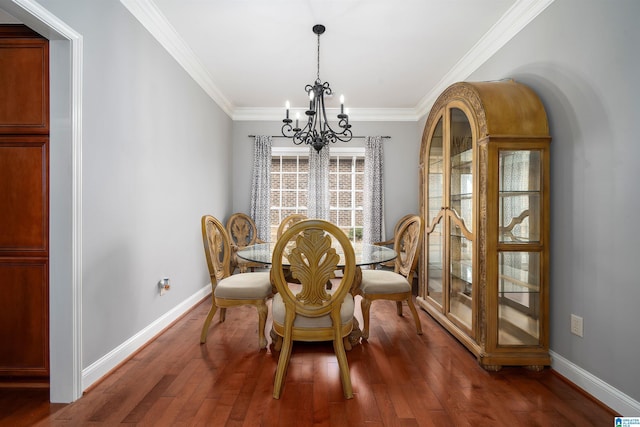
[329,152,364,243]
[270,150,308,241]
[270,147,365,243]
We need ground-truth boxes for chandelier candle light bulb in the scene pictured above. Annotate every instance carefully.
[281,24,353,152]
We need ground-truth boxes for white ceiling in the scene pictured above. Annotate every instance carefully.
[7,0,555,121]
[148,0,518,111]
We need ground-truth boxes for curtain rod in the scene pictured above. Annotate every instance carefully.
[248,135,391,139]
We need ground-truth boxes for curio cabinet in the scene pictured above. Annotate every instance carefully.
[418,80,551,370]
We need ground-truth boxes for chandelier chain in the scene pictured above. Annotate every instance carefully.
[316,31,320,81]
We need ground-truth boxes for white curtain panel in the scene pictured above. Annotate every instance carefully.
[363,136,384,245]
[249,135,272,241]
[308,145,330,220]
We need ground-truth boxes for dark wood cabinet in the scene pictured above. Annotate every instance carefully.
[0,25,49,379]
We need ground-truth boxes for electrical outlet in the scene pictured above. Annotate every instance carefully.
[570,314,583,337]
[158,277,170,296]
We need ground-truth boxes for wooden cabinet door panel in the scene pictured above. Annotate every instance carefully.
[0,137,48,254]
[0,31,49,133]
[0,261,49,376]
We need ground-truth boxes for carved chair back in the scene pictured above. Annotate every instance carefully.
[202,215,232,284]
[393,215,424,283]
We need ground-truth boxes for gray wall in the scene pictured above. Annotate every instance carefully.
[468,0,640,402]
[33,0,233,372]
[231,120,422,239]
[5,0,639,409]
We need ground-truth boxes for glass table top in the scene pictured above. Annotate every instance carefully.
[237,242,396,267]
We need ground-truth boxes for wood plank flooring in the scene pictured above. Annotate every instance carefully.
[1,296,616,426]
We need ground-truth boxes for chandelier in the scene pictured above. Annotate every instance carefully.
[282,24,352,152]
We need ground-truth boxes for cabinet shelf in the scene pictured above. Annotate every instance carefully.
[499,274,539,292]
[499,190,540,197]
[450,193,472,199]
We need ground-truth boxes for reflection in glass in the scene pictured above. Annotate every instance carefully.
[428,117,443,223]
[447,108,473,331]
[499,150,542,243]
[449,220,472,329]
[450,108,473,231]
[427,218,444,307]
[426,117,444,307]
[498,251,540,346]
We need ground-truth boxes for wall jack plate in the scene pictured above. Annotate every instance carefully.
[158,277,170,296]
[570,314,583,337]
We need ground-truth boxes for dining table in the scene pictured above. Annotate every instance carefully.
[236,241,397,346]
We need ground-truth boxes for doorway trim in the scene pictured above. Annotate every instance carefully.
[0,0,83,402]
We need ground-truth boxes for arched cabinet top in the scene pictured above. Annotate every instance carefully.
[420,79,549,163]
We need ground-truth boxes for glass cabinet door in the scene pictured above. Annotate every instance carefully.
[498,150,541,244]
[497,150,542,346]
[448,108,473,331]
[419,80,550,369]
[426,117,444,307]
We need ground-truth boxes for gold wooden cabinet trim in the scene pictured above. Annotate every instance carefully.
[418,80,551,370]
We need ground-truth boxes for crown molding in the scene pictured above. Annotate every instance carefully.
[233,107,420,122]
[415,0,556,120]
[122,0,554,122]
[120,0,234,117]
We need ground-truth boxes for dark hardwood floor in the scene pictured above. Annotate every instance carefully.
[1,296,616,426]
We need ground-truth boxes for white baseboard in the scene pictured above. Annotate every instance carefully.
[81,284,211,391]
[550,350,640,416]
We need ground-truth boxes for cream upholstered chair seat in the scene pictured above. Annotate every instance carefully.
[360,269,411,294]
[214,272,272,300]
[272,291,354,329]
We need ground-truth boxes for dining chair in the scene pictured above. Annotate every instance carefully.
[374,213,415,271]
[276,213,307,239]
[358,214,424,340]
[271,219,356,399]
[200,215,272,349]
[226,212,267,273]
[276,213,308,283]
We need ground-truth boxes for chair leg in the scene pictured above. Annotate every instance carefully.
[396,301,403,316]
[273,335,283,351]
[343,336,352,351]
[360,297,372,340]
[219,307,227,322]
[333,333,353,399]
[200,301,218,344]
[273,334,293,399]
[257,302,268,349]
[406,296,423,335]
